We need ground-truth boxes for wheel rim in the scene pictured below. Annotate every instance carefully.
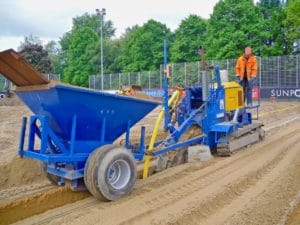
[107,159,131,190]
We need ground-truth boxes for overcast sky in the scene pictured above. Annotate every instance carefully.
[0,0,220,51]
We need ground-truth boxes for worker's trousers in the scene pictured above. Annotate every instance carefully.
[239,78,253,106]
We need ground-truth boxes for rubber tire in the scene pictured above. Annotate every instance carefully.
[84,144,115,200]
[84,145,137,201]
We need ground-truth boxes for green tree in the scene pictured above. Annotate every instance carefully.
[18,36,53,73]
[104,39,122,72]
[171,15,207,63]
[72,12,115,38]
[60,12,115,53]
[205,0,261,59]
[120,20,173,72]
[18,35,42,50]
[257,0,288,56]
[44,40,63,74]
[59,12,119,83]
[284,0,300,53]
[63,28,100,86]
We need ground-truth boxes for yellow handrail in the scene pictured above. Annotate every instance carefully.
[142,89,182,179]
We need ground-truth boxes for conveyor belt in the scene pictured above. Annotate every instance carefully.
[0,49,49,86]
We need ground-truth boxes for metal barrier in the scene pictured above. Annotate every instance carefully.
[89,55,300,91]
[0,73,60,91]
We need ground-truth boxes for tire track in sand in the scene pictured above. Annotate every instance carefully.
[168,125,300,225]
[118,125,300,225]
[16,121,300,225]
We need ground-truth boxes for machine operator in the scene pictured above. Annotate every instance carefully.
[235,47,258,107]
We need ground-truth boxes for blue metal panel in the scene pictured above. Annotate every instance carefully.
[202,86,226,135]
[16,84,159,145]
[22,151,89,163]
[46,165,84,180]
[17,84,159,184]
[210,123,236,133]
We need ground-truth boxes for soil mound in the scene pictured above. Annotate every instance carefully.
[0,156,46,190]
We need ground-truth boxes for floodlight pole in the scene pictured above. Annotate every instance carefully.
[96,8,106,91]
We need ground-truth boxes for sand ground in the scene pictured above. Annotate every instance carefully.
[0,97,299,225]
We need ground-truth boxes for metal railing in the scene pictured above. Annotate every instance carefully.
[0,74,60,91]
[0,76,11,92]
[43,74,61,81]
[89,55,300,90]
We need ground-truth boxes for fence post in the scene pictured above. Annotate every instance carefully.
[138,72,141,86]
[128,73,130,85]
[93,75,96,89]
[197,61,200,85]
[185,62,187,87]
[109,74,112,90]
[171,64,174,87]
[160,66,162,89]
[277,56,280,88]
[148,71,151,89]
[211,60,214,79]
[119,73,121,87]
[226,59,229,72]
[259,57,262,88]
[297,55,299,88]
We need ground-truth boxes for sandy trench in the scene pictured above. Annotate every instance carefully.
[0,96,299,224]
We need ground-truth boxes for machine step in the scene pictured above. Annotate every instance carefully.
[233,122,263,138]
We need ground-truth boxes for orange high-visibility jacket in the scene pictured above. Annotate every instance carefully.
[235,54,257,80]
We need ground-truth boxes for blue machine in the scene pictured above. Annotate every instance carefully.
[147,67,262,157]
[0,46,264,201]
[142,42,264,171]
[17,84,159,188]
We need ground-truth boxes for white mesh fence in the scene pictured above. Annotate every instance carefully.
[89,55,300,90]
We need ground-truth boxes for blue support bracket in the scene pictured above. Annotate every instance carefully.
[46,164,84,180]
[125,120,131,149]
[18,117,27,157]
[70,115,77,156]
[137,126,146,157]
[150,136,204,156]
[18,115,92,164]
[101,117,106,144]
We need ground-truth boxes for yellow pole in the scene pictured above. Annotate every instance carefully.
[142,90,180,179]
[142,110,164,178]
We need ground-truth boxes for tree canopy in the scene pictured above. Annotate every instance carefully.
[120,20,173,72]
[72,12,115,39]
[171,15,207,63]
[19,36,53,74]
[284,0,300,53]
[44,40,62,74]
[18,0,300,87]
[62,27,100,86]
[257,0,288,56]
[205,0,261,59]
